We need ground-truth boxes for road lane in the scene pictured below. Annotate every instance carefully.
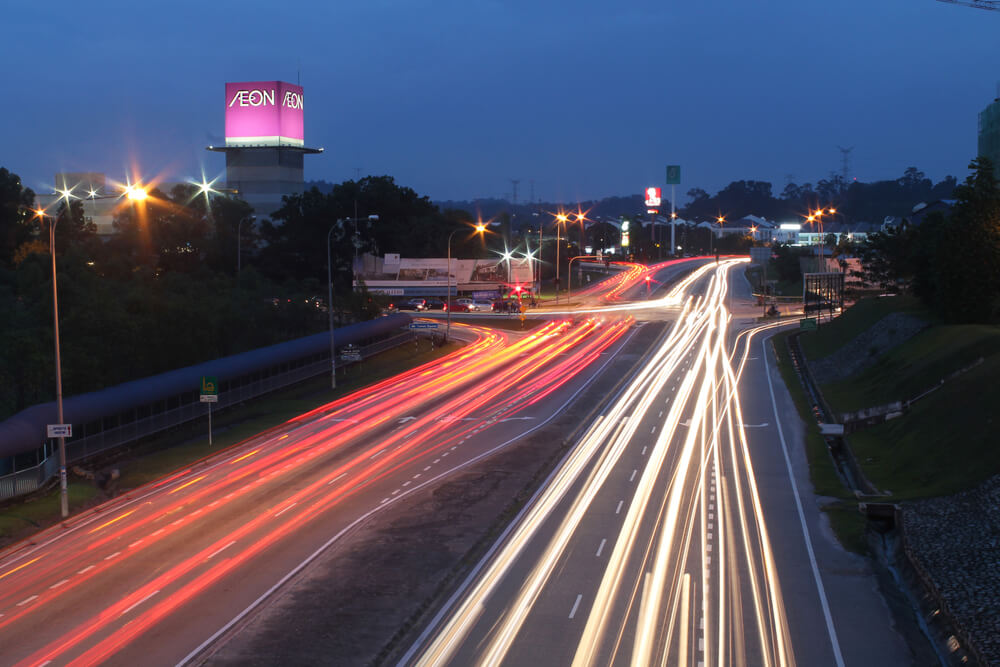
[0,318,636,666]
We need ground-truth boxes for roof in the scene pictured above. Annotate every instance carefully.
[0,314,411,459]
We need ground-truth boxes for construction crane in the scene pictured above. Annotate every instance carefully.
[936,0,999,10]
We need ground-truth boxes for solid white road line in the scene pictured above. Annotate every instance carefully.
[763,335,845,667]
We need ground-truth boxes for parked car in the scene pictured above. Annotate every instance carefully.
[471,299,495,312]
[424,298,445,310]
[396,298,427,311]
[446,300,471,313]
[455,298,474,308]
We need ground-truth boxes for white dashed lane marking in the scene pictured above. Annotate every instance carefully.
[596,539,607,557]
[568,594,583,619]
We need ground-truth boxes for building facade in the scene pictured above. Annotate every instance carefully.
[979,96,1000,180]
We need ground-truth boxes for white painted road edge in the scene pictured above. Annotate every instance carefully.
[176,323,644,667]
[762,334,845,667]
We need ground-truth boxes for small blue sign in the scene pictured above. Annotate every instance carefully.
[409,322,439,329]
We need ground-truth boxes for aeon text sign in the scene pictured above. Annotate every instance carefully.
[224,81,304,147]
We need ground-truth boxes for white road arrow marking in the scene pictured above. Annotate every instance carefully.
[397,416,417,423]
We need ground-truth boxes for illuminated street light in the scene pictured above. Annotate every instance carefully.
[711,215,725,257]
[447,223,487,342]
[125,184,148,201]
[555,213,569,304]
[23,205,70,518]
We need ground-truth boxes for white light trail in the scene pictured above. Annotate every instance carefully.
[414,260,799,667]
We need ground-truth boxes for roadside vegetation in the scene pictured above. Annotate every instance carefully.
[800,304,1000,500]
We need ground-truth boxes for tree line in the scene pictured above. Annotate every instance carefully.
[0,171,483,419]
[854,158,1000,324]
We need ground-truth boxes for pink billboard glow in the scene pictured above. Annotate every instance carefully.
[225,81,304,147]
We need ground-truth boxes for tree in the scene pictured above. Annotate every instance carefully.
[0,168,36,267]
[925,158,1000,323]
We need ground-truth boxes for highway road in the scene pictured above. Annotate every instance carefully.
[0,316,639,666]
[404,259,913,666]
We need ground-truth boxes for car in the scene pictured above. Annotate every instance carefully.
[396,298,427,311]
[446,300,471,312]
[424,298,445,310]
[455,298,474,308]
[471,299,495,312]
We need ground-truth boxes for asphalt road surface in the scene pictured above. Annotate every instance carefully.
[404,260,914,666]
[0,317,638,666]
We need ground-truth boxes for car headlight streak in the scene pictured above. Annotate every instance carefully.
[417,259,798,667]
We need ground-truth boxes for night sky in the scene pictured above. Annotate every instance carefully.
[4,0,999,204]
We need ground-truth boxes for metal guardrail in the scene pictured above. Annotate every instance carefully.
[0,331,417,503]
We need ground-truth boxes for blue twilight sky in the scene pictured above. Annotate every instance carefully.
[2,0,999,204]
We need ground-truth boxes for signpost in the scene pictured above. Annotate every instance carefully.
[200,376,218,445]
[800,317,818,332]
[666,165,681,255]
[340,344,362,362]
[409,322,439,329]
[47,424,72,439]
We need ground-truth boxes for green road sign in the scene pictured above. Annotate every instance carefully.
[666,165,681,185]
[200,376,219,396]
[799,317,818,331]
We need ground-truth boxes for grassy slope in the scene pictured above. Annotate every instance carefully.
[771,332,868,554]
[799,294,927,359]
[799,297,1000,500]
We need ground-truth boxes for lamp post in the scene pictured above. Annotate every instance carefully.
[30,206,69,518]
[567,254,599,301]
[807,209,826,272]
[327,222,338,389]
[711,215,725,258]
[555,213,568,304]
[446,223,486,342]
[575,212,586,254]
[537,223,543,295]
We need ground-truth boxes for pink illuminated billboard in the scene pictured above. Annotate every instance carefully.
[225,81,304,147]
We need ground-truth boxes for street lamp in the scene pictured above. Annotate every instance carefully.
[711,215,725,257]
[807,209,827,271]
[29,204,70,518]
[567,254,599,301]
[555,213,568,304]
[446,223,487,342]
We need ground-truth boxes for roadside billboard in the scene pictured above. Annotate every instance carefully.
[644,187,662,208]
[225,81,304,147]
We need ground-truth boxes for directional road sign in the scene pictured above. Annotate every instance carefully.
[666,165,681,185]
[409,322,439,329]
[47,424,72,438]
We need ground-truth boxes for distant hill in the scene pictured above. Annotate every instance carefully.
[433,194,658,230]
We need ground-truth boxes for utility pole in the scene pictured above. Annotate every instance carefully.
[837,146,854,189]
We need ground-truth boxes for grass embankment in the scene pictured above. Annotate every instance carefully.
[0,338,459,546]
[771,332,868,554]
[798,296,1000,501]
